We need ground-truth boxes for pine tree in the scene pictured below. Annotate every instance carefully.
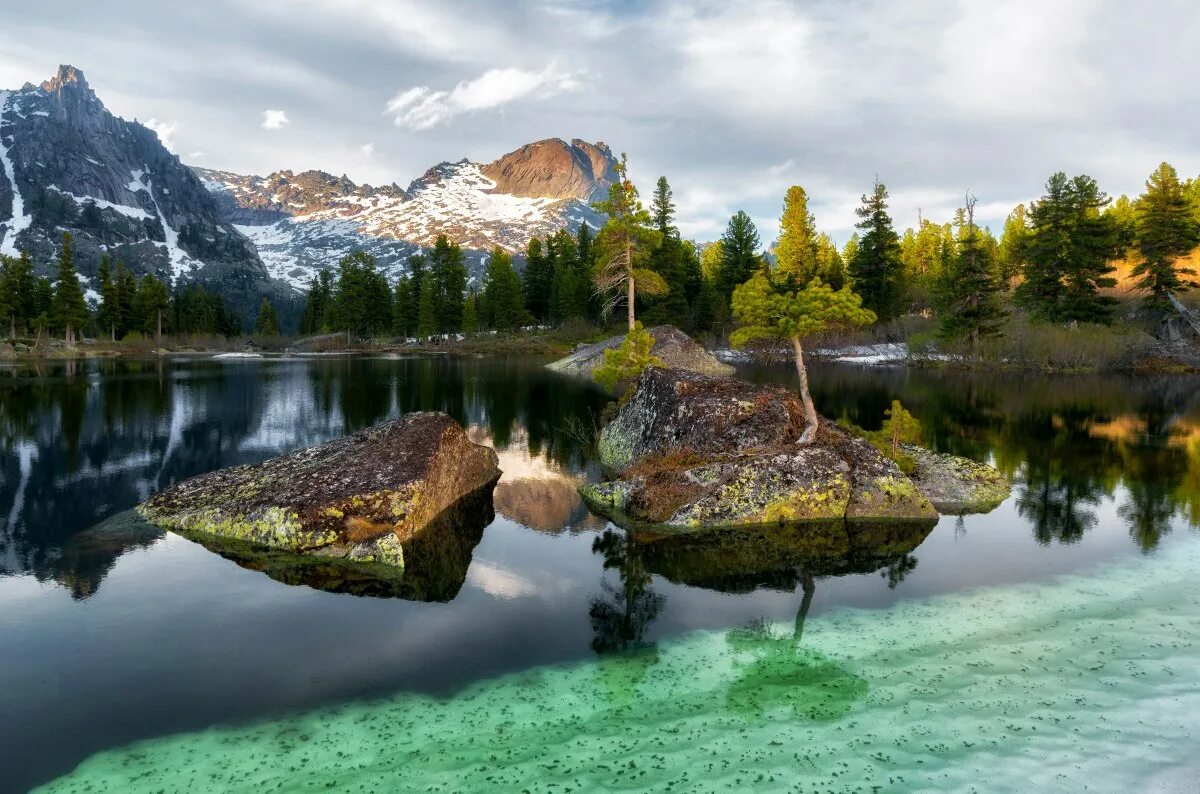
[482,247,528,332]
[406,253,426,329]
[1017,173,1119,324]
[299,270,333,334]
[95,255,117,341]
[0,252,34,337]
[775,186,820,288]
[815,233,846,290]
[461,293,478,335]
[641,178,688,327]
[717,211,763,306]
[113,262,137,339]
[1132,162,1200,318]
[52,232,89,344]
[416,271,437,339]
[255,298,280,335]
[329,250,392,338]
[937,194,1007,347]
[392,275,414,337]
[849,179,904,321]
[731,272,876,445]
[997,204,1029,287]
[523,237,553,322]
[133,274,170,339]
[593,153,665,330]
[428,235,467,334]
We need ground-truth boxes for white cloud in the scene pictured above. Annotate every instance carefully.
[385,63,582,130]
[359,142,375,157]
[261,109,289,130]
[187,150,205,160]
[143,118,178,152]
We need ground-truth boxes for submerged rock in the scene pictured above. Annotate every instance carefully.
[581,369,938,530]
[547,325,734,379]
[137,412,500,568]
[903,445,1011,514]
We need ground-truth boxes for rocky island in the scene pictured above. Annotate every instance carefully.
[548,325,735,379]
[137,412,500,571]
[580,368,1009,530]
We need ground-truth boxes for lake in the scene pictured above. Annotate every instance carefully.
[2,355,1198,792]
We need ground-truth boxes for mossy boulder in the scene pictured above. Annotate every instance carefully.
[902,444,1011,514]
[137,412,500,569]
[581,368,938,530]
[548,325,734,379]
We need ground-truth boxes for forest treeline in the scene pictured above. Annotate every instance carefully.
[3,159,1198,348]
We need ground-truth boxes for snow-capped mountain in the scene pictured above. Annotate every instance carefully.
[0,66,287,319]
[194,138,615,291]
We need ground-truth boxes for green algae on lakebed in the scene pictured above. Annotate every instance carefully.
[43,541,1200,793]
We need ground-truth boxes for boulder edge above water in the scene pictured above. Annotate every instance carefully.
[581,368,941,530]
[137,412,500,569]
[547,325,735,379]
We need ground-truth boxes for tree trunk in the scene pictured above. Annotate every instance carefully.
[626,234,635,331]
[792,336,819,445]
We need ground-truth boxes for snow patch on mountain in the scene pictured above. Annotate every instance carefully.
[0,90,34,256]
[130,167,198,283]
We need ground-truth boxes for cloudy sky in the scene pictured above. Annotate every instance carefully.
[2,0,1199,243]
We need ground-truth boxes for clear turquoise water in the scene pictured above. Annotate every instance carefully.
[42,532,1199,793]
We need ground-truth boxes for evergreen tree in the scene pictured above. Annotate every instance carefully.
[641,178,689,327]
[575,223,598,322]
[1017,172,1119,324]
[482,247,528,332]
[593,153,665,330]
[95,256,118,341]
[0,251,35,337]
[299,270,333,334]
[815,233,846,290]
[255,298,280,335]
[133,274,170,339]
[774,186,820,288]
[717,210,763,306]
[1132,162,1200,318]
[52,232,89,344]
[1107,194,1138,257]
[841,233,860,272]
[328,250,391,338]
[937,194,1007,347]
[523,237,553,322]
[461,293,478,335]
[113,262,137,339]
[849,179,904,321]
[30,276,54,342]
[731,272,875,445]
[997,204,1029,287]
[392,275,414,337]
[406,253,426,329]
[428,235,467,334]
[416,270,437,339]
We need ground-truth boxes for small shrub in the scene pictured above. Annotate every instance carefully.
[838,399,922,473]
[594,322,663,391]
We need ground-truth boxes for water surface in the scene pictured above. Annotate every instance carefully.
[2,355,1198,791]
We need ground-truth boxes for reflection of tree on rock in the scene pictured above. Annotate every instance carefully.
[588,530,664,655]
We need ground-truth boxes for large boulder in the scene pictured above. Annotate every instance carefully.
[137,412,500,569]
[547,325,735,379]
[581,368,938,529]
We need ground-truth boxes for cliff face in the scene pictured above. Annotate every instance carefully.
[480,138,617,202]
[0,65,286,320]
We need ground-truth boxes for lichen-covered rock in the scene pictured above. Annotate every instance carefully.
[903,444,1011,514]
[137,412,500,568]
[547,325,735,381]
[580,368,938,530]
[597,367,805,473]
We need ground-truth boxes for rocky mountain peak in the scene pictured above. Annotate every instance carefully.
[480,138,617,202]
[41,65,91,95]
